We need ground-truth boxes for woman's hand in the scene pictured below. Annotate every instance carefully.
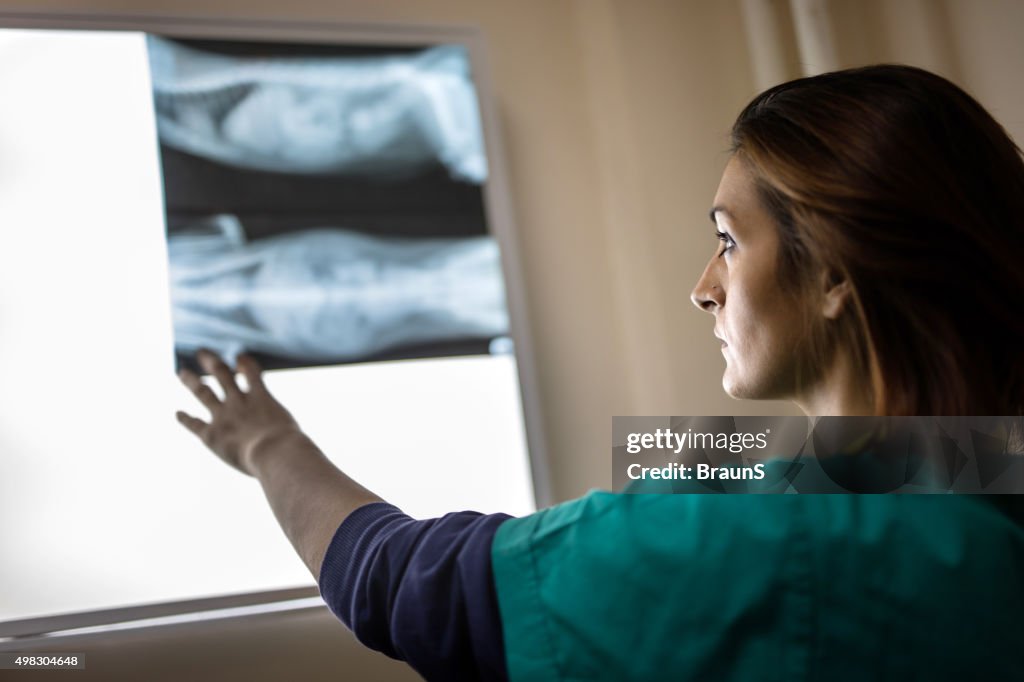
[176,349,302,477]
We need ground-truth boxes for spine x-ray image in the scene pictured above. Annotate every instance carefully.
[150,35,505,372]
[147,36,487,183]
[169,215,509,365]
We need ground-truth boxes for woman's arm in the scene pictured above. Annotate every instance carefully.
[176,349,385,579]
[175,349,512,680]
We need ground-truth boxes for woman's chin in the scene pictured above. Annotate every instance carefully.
[721,367,760,401]
[721,372,742,399]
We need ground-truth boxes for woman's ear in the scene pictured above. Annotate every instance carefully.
[821,269,851,320]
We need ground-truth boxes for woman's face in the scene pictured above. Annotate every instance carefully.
[690,156,809,401]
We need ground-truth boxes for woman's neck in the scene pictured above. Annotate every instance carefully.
[793,349,873,417]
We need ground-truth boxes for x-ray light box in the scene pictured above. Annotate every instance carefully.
[0,22,545,639]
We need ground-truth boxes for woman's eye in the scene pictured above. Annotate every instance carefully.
[715,230,735,258]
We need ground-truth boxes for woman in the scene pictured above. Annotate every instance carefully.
[175,65,1024,680]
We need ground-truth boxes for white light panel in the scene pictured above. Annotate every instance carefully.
[0,29,535,624]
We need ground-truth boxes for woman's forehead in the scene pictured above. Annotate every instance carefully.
[711,157,758,228]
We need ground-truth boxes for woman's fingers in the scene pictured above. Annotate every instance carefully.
[174,350,298,476]
[176,410,208,436]
[236,353,267,393]
[198,349,242,399]
[179,367,222,412]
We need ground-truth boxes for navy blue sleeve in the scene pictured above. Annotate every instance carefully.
[318,502,514,681]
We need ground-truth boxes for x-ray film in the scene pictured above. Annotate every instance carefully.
[148,37,510,372]
[147,36,487,182]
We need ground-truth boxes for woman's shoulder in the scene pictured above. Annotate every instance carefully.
[499,489,1024,542]
[498,491,1024,562]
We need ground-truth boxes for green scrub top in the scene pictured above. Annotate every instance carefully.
[491,491,1024,681]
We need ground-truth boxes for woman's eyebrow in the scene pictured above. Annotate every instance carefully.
[709,206,731,225]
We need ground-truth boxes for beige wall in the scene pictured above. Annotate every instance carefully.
[11,608,422,682]
[830,0,1024,145]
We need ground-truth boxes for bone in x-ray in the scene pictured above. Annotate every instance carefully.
[146,36,488,183]
[168,215,509,364]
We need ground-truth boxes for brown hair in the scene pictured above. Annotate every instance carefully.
[730,64,1024,416]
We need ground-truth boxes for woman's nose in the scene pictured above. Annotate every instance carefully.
[690,260,723,313]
